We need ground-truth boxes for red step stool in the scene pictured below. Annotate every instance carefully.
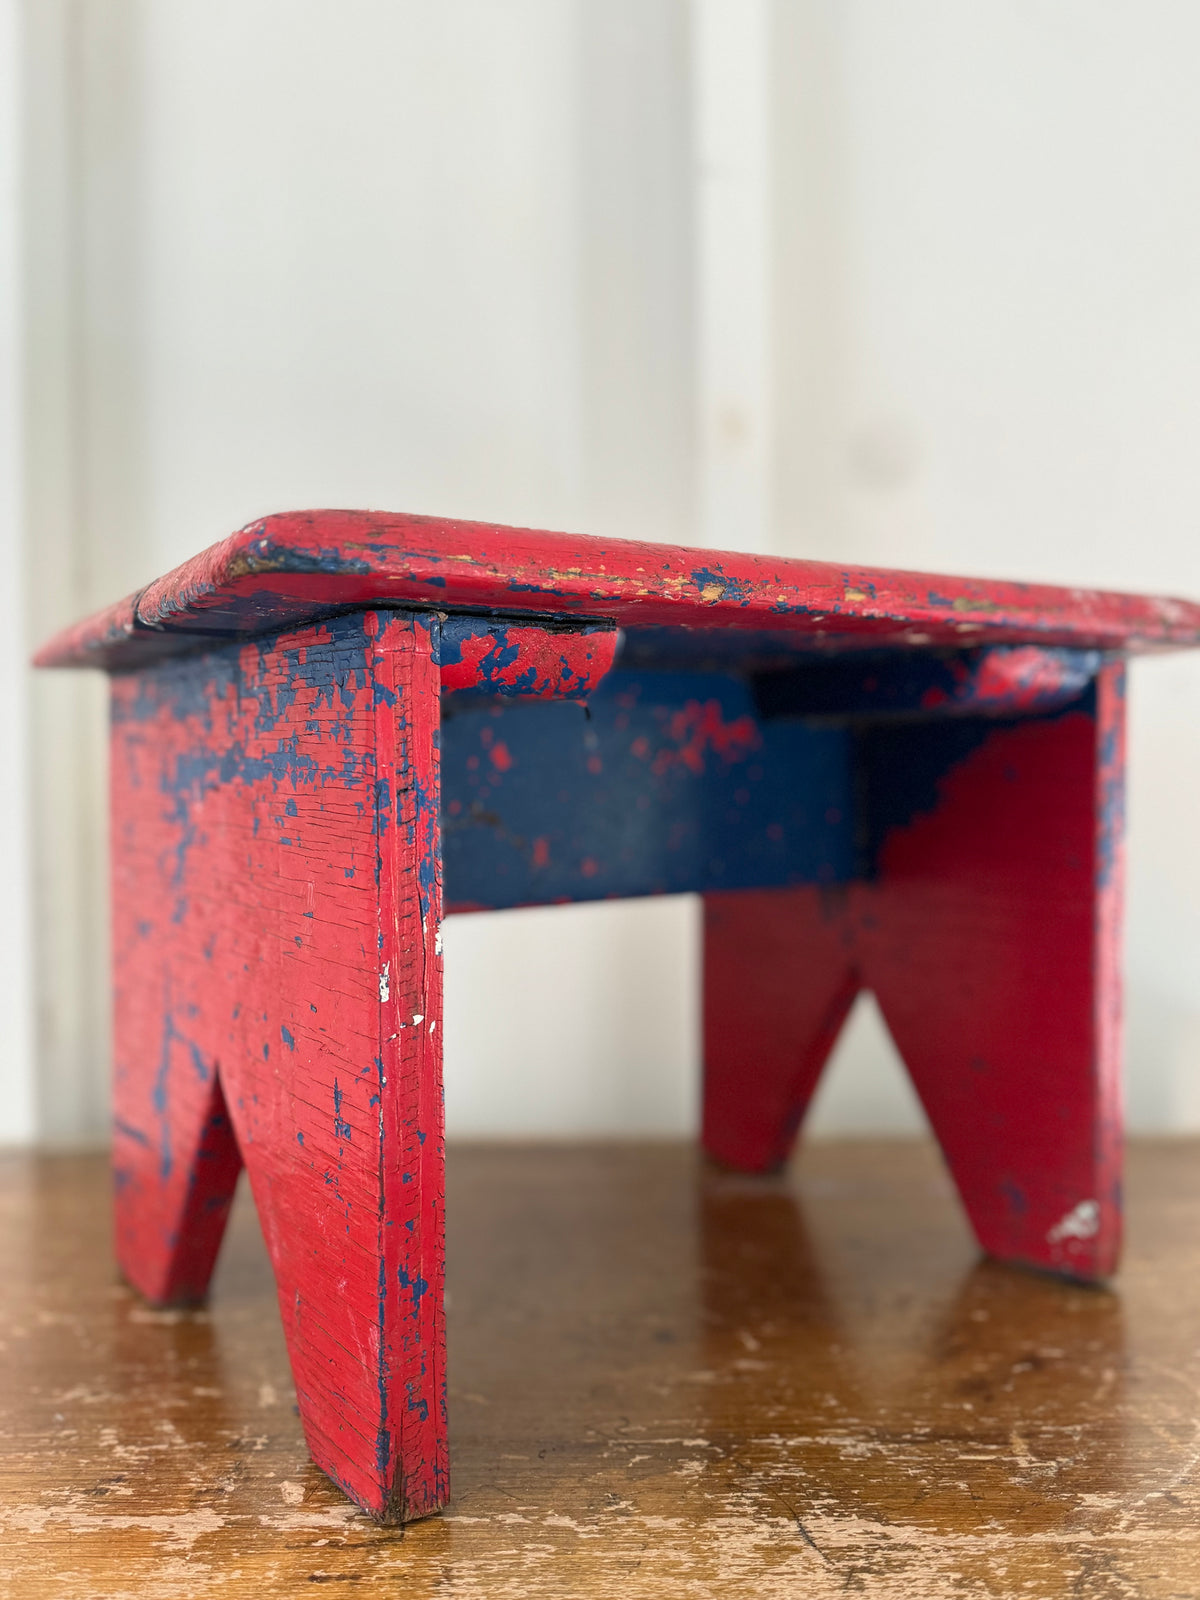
[36,511,1200,1522]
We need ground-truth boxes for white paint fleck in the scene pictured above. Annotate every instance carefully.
[412,1013,424,1026]
[379,963,390,1003]
[1047,1198,1100,1243]
[128,1307,200,1327]
[279,1481,305,1506]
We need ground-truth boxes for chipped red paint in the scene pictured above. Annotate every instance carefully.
[648,701,761,777]
[109,610,445,1522]
[437,618,618,699]
[922,644,1096,714]
[33,513,1200,1523]
[966,643,1108,712]
[34,510,1200,668]
[703,664,1127,1280]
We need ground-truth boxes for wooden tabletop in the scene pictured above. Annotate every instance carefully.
[3,1138,1200,1597]
[34,510,1200,669]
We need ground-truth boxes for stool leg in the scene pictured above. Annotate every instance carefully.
[109,610,446,1521]
[863,667,1126,1281]
[111,767,245,1306]
[702,887,859,1172]
[111,1037,242,1307]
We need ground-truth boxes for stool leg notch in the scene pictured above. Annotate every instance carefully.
[703,666,1126,1282]
[109,609,446,1521]
[702,890,859,1173]
[112,1061,243,1308]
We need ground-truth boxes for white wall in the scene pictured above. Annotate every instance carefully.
[773,1,1200,1134]
[0,0,34,1144]
[24,0,704,1143]
[18,0,1200,1141]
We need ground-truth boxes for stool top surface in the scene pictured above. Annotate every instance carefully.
[35,509,1200,670]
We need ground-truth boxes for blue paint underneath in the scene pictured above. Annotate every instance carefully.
[397,1264,429,1316]
[689,566,754,605]
[441,668,854,909]
[441,664,1105,909]
[112,610,379,741]
[751,647,1097,722]
[333,1080,352,1143]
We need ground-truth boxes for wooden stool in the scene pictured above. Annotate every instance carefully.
[36,511,1200,1523]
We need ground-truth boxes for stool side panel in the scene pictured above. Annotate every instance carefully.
[702,678,1126,1281]
[108,610,446,1521]
[864,676,1124,1279]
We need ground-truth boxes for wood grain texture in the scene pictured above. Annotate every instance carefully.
[34,509,1200,669]
[704,668,1126,1280]
[3,1141,1200,1598]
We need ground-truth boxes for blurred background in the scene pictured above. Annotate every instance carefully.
[3,0,1200,1149]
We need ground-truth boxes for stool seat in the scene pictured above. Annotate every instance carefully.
[36,511,1200,1523]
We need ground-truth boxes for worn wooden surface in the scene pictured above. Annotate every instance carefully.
[4,1140,1200,1598]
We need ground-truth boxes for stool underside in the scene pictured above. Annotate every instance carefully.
[440,662,1098,912]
